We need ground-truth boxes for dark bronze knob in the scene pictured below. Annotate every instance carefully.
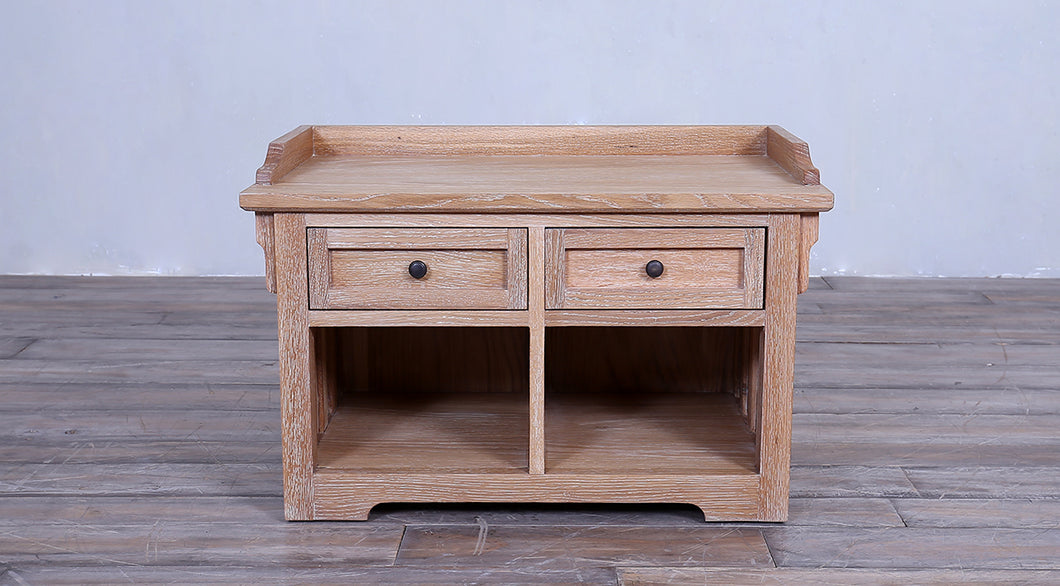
[408,260,428,279]
[645,259,664,279]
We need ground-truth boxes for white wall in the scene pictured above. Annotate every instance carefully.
[1,0,1056,277]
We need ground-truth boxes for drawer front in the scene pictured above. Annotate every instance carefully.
[546,228,764,309]
[308,228,527,310]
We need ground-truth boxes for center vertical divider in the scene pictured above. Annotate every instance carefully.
[528,224,547,475]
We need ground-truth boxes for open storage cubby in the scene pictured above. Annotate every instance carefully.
[313,327,530,474]
[241,125,832,521]
[544,327,762,476]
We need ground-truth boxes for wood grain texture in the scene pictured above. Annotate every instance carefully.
[797,213,818,294]
[307,227,527,310]
[767,125,821,185]
[547,228,765,309]
[312,326,339,442]
[543,308,765,327]
[306,212,773,228]
[316,393,529,473]
[255,155,821,196]
[254,212,276,293]
[327,250,510,304]
[312,473,763,521]
[311,124,771,156]
[743,327,765,434]
[241,126,834,213]
[255,125,313,185]
[528,226,546,475]
[273,213,315,519]
[507,228,529,310]
[307,309,529,327]
[329,326,529,396]
[323,227,512,248]
[545,326,761,396]
[240,154,834,213]
[544,393,757,475]
[758,214,800,520]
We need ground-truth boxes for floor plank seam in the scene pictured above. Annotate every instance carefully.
[7,339,37,359]
[889,497,910,527]
[0,567,30,586]
[391,524,409,566]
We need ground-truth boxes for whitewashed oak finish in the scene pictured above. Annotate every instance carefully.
[307,228,527,310]
[241,126,832,521]
[546,227,765,310]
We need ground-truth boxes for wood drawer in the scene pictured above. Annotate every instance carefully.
[308,228,527,310]
[545,228,765,309]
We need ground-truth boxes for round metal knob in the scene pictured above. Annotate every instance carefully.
[408,260,428,279]
[645,259,664,279]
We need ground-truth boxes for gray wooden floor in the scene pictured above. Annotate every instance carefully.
[0,276,1057,584]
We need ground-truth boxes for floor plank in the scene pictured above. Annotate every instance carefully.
[2,565,619,585]
[0,522,403,567]
[794,413,1058,444]
[795,342,1060,389]
[0,439,280,465]
[619,567,1060,585]
[763,527,1060,569]
[0,496,287,525]
[0,359,279,384]
[0,320,278,341]
[395,525,774,569]
[894,498,1060,529]
[0,463,280,496]
[0,382,280,412]
[789,466,919,498]
[13,338,278,361]
[795,387,1060,415]
[796,322,1060,345]
[0,410,279,443]
[793,442,1060,468]
[904,467,1060,499]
